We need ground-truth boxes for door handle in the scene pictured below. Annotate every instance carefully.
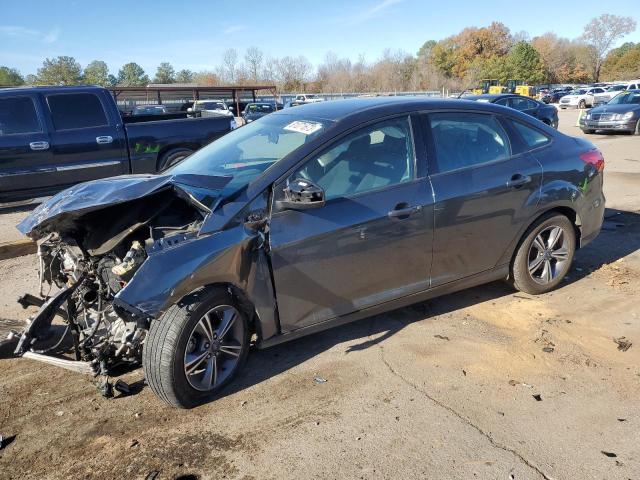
[388,204,422,219]
[96,136,113,144]
[506,174,531,188]
[29,141,49,151]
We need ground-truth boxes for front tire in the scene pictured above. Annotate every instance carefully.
[143,287,250,408]
[510,214,576,295]
[582,129,595,134]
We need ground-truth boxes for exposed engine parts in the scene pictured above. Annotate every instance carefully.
[12,191,207,384]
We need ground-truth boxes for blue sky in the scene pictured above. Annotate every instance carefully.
[1,0,639,76]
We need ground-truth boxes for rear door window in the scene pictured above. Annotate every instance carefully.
[47,93,108,130]
[0,96,41,135]
[427,112,511,173]
[509,97,537,111]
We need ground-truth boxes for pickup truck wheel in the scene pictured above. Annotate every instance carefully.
[158,148,193,172]
[509,213,576,295]
[143,287,250,408]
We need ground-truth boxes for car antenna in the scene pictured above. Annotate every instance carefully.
[457,89,468,99]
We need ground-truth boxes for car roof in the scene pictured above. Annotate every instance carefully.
[461,94,526,102]
[272,96,529,122]
[0,85,106,95]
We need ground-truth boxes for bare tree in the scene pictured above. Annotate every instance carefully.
[244,47,264,83]
[222,48,238,83]
[582,14,637,81]
[275,55,312,92]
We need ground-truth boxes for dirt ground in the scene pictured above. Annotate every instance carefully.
[0,109,639,480]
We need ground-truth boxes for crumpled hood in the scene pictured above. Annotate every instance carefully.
[17,173,232,239]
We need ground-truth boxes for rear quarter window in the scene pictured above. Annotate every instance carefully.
[511,120,550,150]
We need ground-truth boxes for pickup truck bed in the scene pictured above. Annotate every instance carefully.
[0,86,233,204]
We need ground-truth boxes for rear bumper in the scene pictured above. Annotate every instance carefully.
[578,176,605,249]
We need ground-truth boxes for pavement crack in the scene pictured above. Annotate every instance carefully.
[376,340,552,480]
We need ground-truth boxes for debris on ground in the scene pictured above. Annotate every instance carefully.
[601,451,617,458]
[114,379,131,396]
[532,394,543,401]
[434,334,450,341]
[129,439,139,448]
[145,471,160,480]
[0,434,15,451]
[542,346,555,353]
[462,369,467,376]
[240,400,247,407]
[617,418,627,422]
[613,337,632,352]
[313,376,327,384]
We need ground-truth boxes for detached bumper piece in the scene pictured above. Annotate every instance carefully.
[22,351,95,375]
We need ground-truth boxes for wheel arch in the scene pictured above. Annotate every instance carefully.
[499,205,583,272]
[155,143,199,171]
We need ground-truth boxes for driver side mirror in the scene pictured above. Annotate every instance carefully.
[276,178,325,211]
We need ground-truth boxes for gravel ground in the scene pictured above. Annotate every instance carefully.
[0,109,639,480]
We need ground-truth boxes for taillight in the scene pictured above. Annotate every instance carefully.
[580,149,605,171]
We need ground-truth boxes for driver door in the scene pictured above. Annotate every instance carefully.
[268,116,434,333]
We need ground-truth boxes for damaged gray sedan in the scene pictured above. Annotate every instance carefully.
[9,98,605,408]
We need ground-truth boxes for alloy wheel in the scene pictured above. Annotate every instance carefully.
[183,305,244,391]
[527,226,570,285]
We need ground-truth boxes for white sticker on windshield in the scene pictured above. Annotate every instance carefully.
[284,120,323,135]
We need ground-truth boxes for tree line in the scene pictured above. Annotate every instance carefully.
[0,14,636,93]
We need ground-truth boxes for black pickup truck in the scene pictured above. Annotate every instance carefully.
[0,86,235,204]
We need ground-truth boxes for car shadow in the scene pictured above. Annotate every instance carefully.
[567,208,640,284]
[219,208,640,402]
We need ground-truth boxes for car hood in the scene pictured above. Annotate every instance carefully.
[589,104,640,114]
[17,173,232,239]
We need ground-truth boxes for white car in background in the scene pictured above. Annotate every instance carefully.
[559,87,607,109]
[188,100,234,117]
[293,94,324,104]
[593,81,640,106]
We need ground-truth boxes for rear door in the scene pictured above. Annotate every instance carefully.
[269,115,434,332]
[420,111,543,286]
[44,91,127,186]
[0,94,54,202]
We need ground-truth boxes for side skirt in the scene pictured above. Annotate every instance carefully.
[257,265,509,349]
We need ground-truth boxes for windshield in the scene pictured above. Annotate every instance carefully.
[247,104,274,113]
[168,114,331,194]
[197,102,225,110]
[607,85,626,91]
[133,106,166,114]
[571,89,587,95]
[608,91,640,105]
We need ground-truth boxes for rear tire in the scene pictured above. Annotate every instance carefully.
[578,100,586,109]
[510,213,576,295]
[158,147,193,172]
[143,287,250,408]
